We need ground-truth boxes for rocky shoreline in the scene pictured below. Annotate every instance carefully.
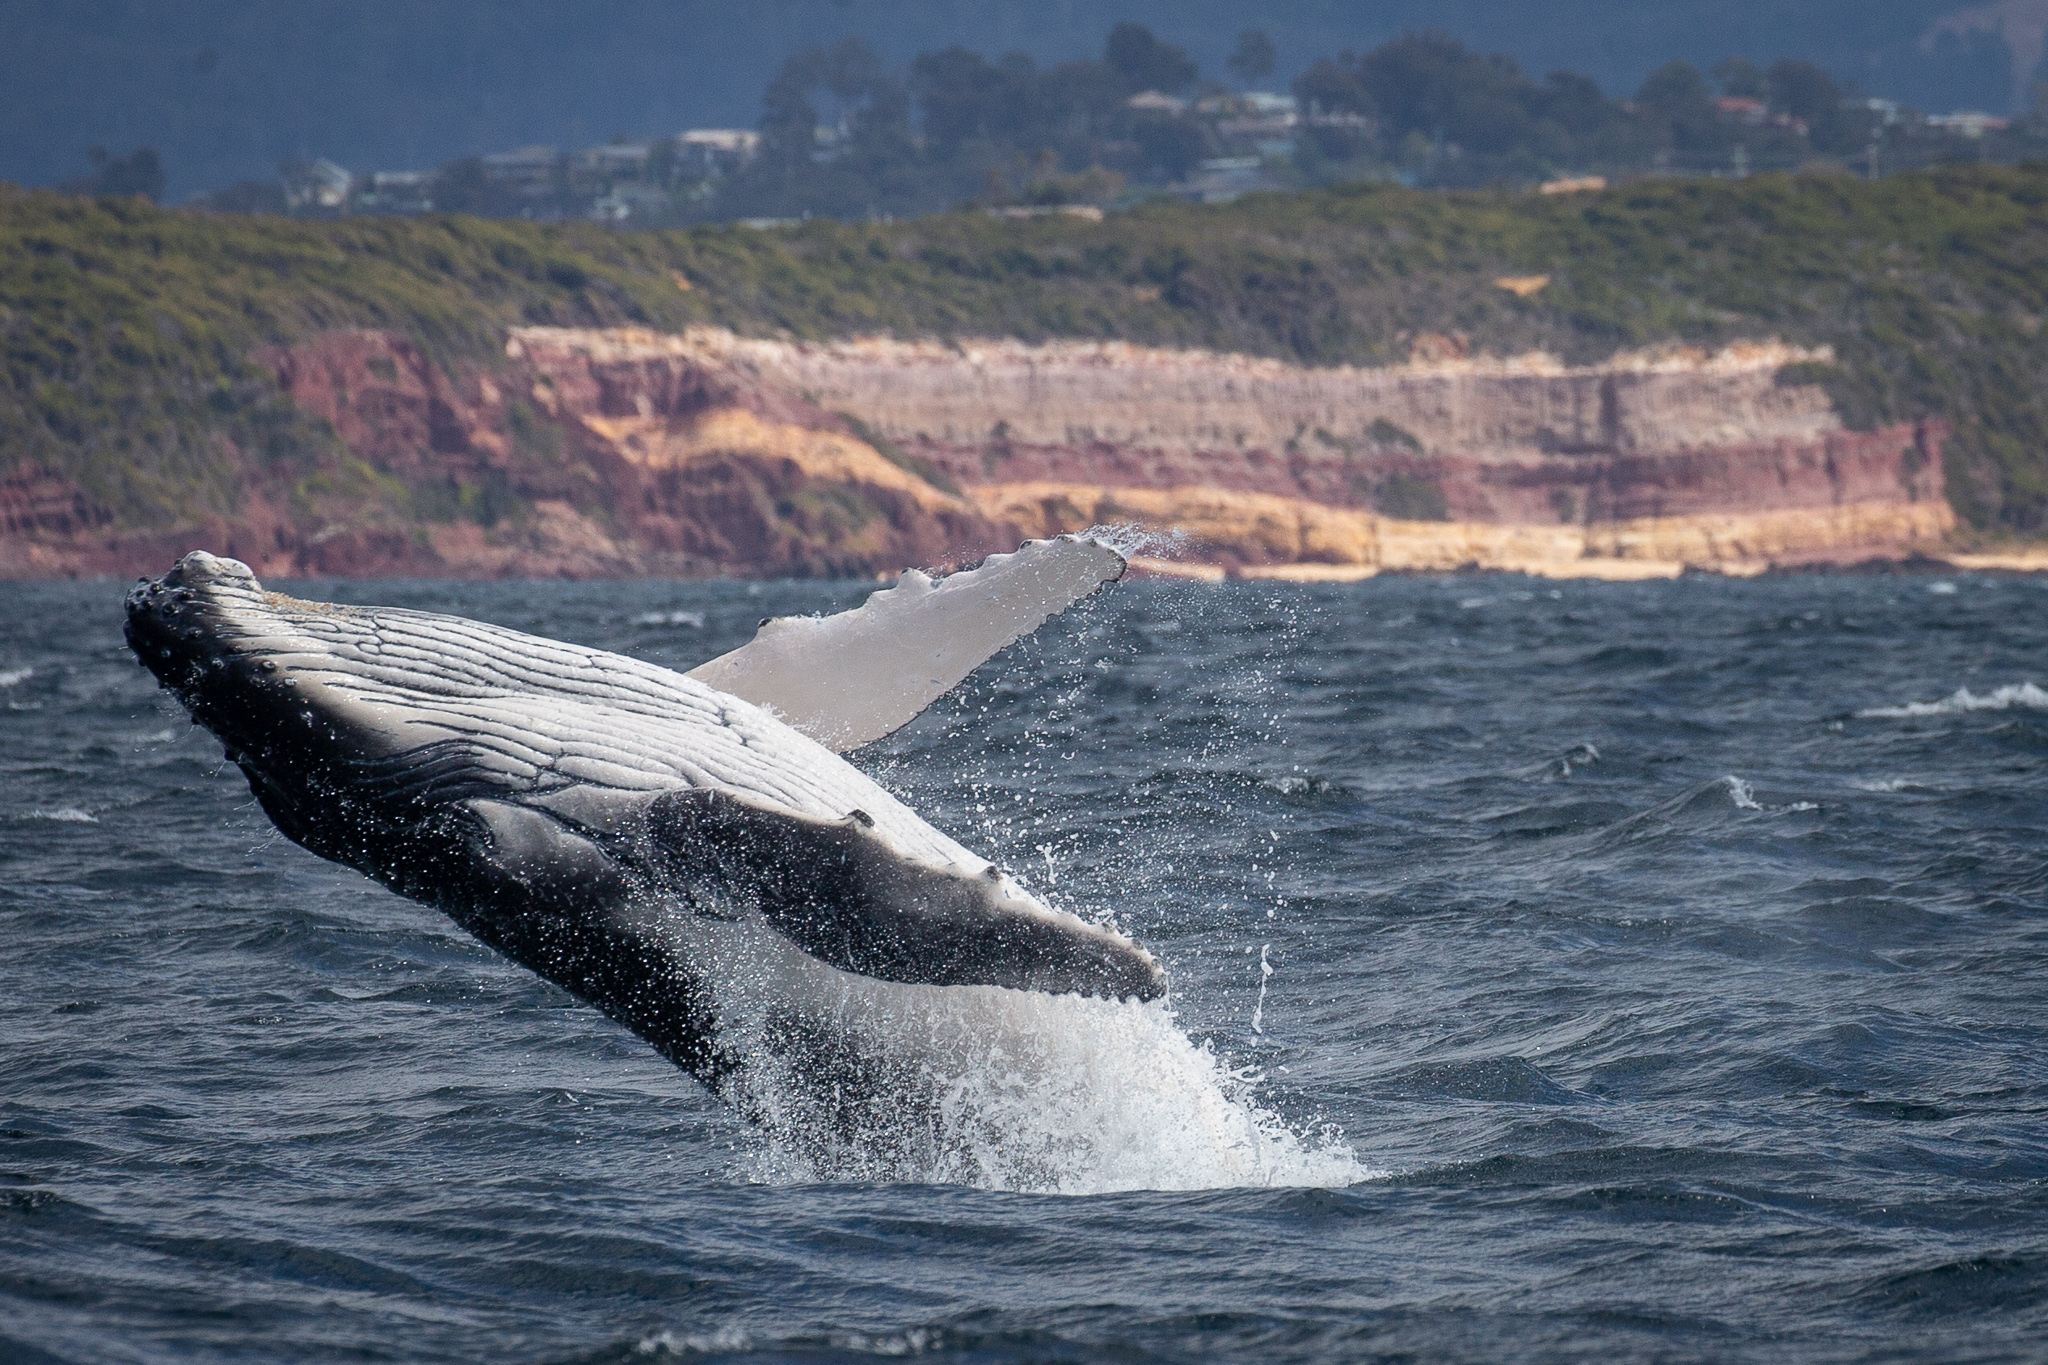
[0,324,1985,579]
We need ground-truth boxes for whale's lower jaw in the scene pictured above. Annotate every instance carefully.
[123,551,1167,1097]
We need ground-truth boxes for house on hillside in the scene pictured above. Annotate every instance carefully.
[482,146,557,188]
[360,170,433,214]
[577,143,652,176]
[284,158,353,210]
[1928,111,2010,138]
[678,128,759,180]
[1126,90,1188,115]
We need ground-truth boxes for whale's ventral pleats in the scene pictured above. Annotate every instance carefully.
[122,548,1163,1097]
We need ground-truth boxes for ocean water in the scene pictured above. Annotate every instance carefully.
[3,570,2046,1364]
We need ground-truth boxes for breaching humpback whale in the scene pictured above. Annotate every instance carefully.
[124,541,1163,1101]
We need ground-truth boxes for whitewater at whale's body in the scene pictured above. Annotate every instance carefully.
[121,540,1362,1189]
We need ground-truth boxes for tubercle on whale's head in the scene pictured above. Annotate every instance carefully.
[124,552,264,699]
[123,553,359,849]
[124,552,278,726]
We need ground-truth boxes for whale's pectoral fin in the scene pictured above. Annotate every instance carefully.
[637,787,1166,1002]
[444,798,731,1084]
[686,534,1126,752]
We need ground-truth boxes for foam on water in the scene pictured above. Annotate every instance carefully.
[1852,776,1927,792]
[1858,681,2048,717]
[0,666,32,688]
[631,610,706,628]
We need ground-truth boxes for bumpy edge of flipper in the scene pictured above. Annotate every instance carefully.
[627,787,1166,1003]
[686,535,1126,752]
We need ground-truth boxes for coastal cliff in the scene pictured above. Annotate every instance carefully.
[674,327,1951,578]
[0,326,1014,578]
[1,323,1951,578]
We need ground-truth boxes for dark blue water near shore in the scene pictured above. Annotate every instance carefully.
[3,571,2046,1363]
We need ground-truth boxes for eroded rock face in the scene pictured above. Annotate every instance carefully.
[659,327,1951,575]
[0,327,1016,578]
[0,324,1952,579]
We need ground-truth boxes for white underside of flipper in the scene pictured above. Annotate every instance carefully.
[687,534,1126,751]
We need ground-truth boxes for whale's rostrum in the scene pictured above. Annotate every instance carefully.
[123,542,1163,1111]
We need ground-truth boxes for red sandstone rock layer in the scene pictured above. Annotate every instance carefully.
[0,328,1015,578]
[0,324,1954,579]
[638,328,1953,575]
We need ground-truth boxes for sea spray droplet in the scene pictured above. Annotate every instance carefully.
[1252,943,1274,1034]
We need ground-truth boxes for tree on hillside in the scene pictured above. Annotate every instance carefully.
[1635,60,1723,157]
[1295,57,1374,118]
[64,146,165,200]
[726,37,931,217]
[1294,33,1642,181]
[1104,23,1197,95]
[1714,56,1766,97]
[1349,33,1533,154]
[1227,29,1277,88]
[1766,58,1853,151]
[759,38,896,166]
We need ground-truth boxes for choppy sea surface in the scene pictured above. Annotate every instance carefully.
[3,571,2046,1364]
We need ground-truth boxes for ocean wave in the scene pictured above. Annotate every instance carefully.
[1858,682,2048,718]
[29,807,97,823]
[0,666,32,688]
[1590,775,1771,847]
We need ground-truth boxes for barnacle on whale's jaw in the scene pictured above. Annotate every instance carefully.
[125,552,306,760]
[125,551,256,696]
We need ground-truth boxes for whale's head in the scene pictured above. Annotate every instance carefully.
[123,549,524,896]
[127,551,291,727]
[125,552,404,862]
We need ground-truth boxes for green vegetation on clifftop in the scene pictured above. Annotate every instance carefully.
[7,166,2048,533]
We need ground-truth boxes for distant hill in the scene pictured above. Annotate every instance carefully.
[0,0,2031,197]
[5,165,2048,569]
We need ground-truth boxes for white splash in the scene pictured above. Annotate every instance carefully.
[1858,682,2048,718]
[30,808,97,823]
[703,921,1370,1195]
[1079,522,1189,561]
[0,666,32,688]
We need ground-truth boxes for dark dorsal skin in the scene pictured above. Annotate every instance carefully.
[123,552,1165,1097]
